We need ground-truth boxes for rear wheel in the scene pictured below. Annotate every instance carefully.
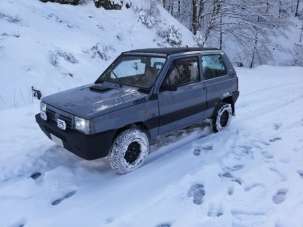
[212,103,233,132]
[109,128,149,174]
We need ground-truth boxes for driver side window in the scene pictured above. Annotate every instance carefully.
[164,58,199,88]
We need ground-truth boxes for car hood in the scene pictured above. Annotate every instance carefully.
[43,83,148,119]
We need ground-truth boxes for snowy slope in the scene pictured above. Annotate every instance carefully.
[0,66,303,227]
[0,0,194,110]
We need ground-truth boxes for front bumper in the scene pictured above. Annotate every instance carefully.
[35,114,115,160]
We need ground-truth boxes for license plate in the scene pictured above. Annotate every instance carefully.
[50,134,63,147]
[57,119,66,130]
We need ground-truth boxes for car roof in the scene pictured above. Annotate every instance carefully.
[123,47,220,56]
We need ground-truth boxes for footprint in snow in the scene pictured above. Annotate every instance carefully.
[224,164,244,172]
[297,170,303,178]
[193,145,213,156]
[0,12,21,24]
[227,186,234,196]
[1,32,20,39]
[237,145,254,159]
[156,223,171,227]
[193,147,201,156]
[96,24,104,30]
[9,218,26,227]
[272,189,288,204]
[207,203,224,217]
[30,172,42,180]
[269,137,282,143]
[261,151,274,160]
[269,168,287,182]
[104,217,114,224]
[244,183,265,192]
[51,190,77,206]
[203,145,213,151]
[273,123,282,130]
[187,183,205,205]
[260,141,271,146]
[219,172,242,185]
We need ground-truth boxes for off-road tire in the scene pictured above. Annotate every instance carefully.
[212,103,233,133]
[109,128,149,174]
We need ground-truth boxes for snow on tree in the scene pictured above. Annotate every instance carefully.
[162,0,292,67]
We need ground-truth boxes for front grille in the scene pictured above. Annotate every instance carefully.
[47,109,73,129]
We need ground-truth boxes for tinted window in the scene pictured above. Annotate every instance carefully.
[164,58,199,87]
[202,55,226,80]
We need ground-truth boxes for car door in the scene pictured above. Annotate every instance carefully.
[158,56,207,134]
[201,54,236,117]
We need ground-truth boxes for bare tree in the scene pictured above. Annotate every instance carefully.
[295,0,301,17]
[162,0,289,66]
[192,0,199,34]
[300,18,303,42]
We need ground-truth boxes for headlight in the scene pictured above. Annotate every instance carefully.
[40,102,47,112]
[74,116,90,134]
[40,102,47,121]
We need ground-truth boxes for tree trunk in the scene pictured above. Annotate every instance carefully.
[219,0,223,49]
[250,16,260,68]
[300,21,303,43]
[295,0,301,17]
[192,0,199,35]
[219,11,223,49]
[178,0,181,16]
[266,0,270,13]
[167,0,173,15]
[250,33,258,68]
[198,0,204,25]
[279,0,282,18]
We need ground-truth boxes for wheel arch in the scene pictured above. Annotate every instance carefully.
[113,122,151,142]
[222,96,235,115]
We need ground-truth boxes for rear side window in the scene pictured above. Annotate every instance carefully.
[201,55,227,80]
[165,58,199,87]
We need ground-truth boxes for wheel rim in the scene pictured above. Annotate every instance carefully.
[220,110,229,127]
[124,142,141,164]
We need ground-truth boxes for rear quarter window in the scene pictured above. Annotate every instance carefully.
[201,54,227,80]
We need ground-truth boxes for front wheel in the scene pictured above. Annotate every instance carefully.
[212,103,233,132]
[109,128,150,174]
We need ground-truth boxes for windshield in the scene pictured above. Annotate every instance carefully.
[96,55,166,89]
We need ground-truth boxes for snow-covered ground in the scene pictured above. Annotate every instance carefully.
[1,0,303,226]
[0,66,303,227]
